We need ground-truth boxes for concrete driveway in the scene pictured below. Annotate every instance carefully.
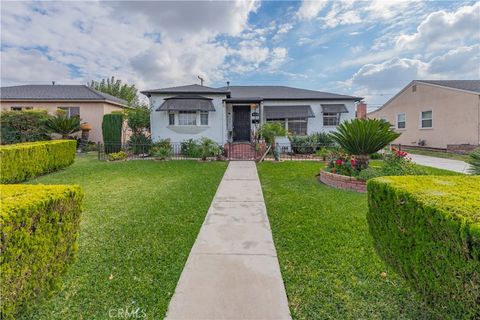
[409,154,471,174]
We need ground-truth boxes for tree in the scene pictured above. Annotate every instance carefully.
[89,76,138,105]
[45,111,81,139]
[329,119,401,169]
[124,105,150,135]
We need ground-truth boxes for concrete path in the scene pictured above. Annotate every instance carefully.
[409,154,471,174]
[165,161,291,320]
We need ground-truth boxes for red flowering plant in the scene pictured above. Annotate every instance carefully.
[327,151,361,176]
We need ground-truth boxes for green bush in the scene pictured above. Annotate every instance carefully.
[107,151,128,161]
[0,140,76,183]
[150,139,172,159]
[369,152,383,160]
[0,184,84,319]
[102,113,123,153]
[367,176,480,318]
[0,110,51,145]
[180,139,202,158]
[468,148,480,175]
[289,132,334,154]
[199,137,220,160]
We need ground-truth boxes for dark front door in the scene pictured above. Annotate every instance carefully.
[233,105,251,142]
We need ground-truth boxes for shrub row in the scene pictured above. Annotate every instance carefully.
[0,184,84,319]
[0,140,76,183]
[367,176,480,318]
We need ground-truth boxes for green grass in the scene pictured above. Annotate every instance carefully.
[404,148,471,162]
[258,161,441,319]
[370,159,462,176]
[22,154,227,319]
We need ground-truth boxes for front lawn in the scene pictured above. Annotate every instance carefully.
[258,161,441,319]
[23,154,227,319]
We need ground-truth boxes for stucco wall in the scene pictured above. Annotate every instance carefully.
[368,83,480,148]
[0,101,124,142]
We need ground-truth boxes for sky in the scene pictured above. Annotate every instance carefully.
[1,0,479,110]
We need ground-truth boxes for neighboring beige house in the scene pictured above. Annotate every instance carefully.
[368,80,480,150]
[0,84,128,143]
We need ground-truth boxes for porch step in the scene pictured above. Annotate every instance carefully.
[224,143,257,160]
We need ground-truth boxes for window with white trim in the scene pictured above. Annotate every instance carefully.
[168,112,175,125]
[396,113,406,129]
[266,117,307,136]
[59,107,80,118]
[323,112,340,126]
[11,106,33,111]
[200,111,209,126]
[421,110,432,128]
[178,111,197,126]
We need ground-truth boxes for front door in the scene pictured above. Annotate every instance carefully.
[233,105,251,142]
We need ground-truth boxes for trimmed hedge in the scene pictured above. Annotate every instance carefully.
[367,176,480,318]
[102,113,123,153]
[0,140,76,183]
[0,184,84,319]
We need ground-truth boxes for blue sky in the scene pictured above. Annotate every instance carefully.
[1,0,479,109]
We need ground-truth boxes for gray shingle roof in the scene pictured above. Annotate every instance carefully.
[416,80,480,93]
[141,84,228,95]
[219,85,362,101]
[0,85,128,106]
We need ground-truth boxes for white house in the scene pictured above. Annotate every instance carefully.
[142,84,362,146]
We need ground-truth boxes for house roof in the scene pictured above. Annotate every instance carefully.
[141,84,228,96]
[0,84,128,106]
[416,80,480,94]
[220,85,362,101]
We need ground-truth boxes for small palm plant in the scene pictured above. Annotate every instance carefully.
[46,110,81,139]
[329,119,400,169]
[258,122,287,160]
[467,149,480,175]
[200,137,220,161]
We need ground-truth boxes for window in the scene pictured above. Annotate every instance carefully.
[396,113,406,129]
[178,111,197,126]
[421,110,432,128]
[59,107,80,118]
[11,106,32,111]
[412,85,416,92]
[323,112,340,126]
[266,118,307,136]
[287,118,307,135]
[168,112,175,125]
[200,111,208,126]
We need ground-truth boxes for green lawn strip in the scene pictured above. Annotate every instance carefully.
[370,159,463,176]
[22,154,227,319]
[403,148,471,162]
[258,161,438,319]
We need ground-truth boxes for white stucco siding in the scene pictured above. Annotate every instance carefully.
[262,99,356,134]
[150,93,227,144]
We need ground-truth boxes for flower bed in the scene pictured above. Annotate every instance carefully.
[319,170,367,193]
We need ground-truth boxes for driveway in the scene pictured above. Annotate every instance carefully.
[409,154,471,174]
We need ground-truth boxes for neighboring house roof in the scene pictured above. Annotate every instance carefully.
[220,85,362,101]
[142,84,228,95]
[368,80,480,115]
[142,84,362,101]
[0,84,128,107]
[156,94,215,112]
[416,80,480,94]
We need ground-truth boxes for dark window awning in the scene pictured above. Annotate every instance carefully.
[321,104,349,113]
[156,95,215,112]
[264,105,314,119]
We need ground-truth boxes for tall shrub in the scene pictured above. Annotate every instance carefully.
[0,110,51,145]
[1,184,83,319]
[468,148,480,175]
[102,113,123,153]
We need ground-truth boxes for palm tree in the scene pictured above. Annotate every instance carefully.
[329,119,400,169]
[46,112,81,139]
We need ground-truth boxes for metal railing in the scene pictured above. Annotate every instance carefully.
[98,141,336,162]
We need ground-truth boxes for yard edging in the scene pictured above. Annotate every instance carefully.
[319,170,367,193]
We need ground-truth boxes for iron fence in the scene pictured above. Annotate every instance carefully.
[98,141,336,162]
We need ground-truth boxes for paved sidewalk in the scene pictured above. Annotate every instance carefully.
[165,161,291,320]
[409,154,471,174]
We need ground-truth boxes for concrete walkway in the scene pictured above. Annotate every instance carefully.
[409,154,471,174]
[165,161,291,320]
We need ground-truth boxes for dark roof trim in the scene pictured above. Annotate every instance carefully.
[321,104,349,113]
[224,97,263,103]
[264,105,315,119]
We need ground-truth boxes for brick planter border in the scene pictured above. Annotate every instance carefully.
[318,170,367,193]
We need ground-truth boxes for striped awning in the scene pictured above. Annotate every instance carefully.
[321,104,348,113]
[264,105,314,119]
[156,95,215,112]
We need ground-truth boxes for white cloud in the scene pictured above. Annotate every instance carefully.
[366,0,412,20]
[296,0,329,20]
[396,2,480,51]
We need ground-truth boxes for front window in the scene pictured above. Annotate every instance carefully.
[266,118,307,136]
[421,110,432,128]
[178,111,197,126]
[11,106,32,111]
[323,112,340,126]
[200,111,208,126]
[59,107,80,118]
[397,113,406,129]
[168,112,175,125]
